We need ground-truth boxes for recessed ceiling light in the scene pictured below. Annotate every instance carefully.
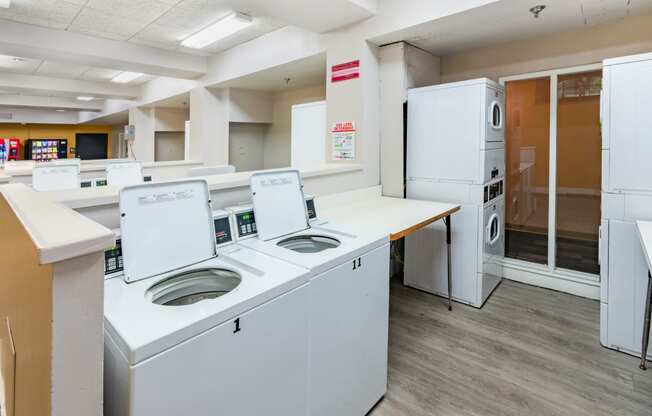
[0,0,10,9]
[181,12,253,49]
[77,96,95,101]
[12,57,25,62]
[56,109,66,112]
[112,71,143,83]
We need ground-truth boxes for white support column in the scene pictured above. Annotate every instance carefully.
[189,87,230,166]
[325,38,381,187]
[128,106,155,162]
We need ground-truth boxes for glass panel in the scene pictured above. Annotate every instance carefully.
[505,77,551,265]
[555,71,602,274]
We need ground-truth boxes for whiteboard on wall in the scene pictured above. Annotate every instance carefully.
[291,101,326,168]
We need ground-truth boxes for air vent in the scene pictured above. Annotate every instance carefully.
[0,113,13,120]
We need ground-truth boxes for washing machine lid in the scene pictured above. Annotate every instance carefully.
[250,170,309,241]
[119,179,217,283]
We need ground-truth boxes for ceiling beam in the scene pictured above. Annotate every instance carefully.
[0,20,207,79]
[0,94,105,112]
[0,73,139,100]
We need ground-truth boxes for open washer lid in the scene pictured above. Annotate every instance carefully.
[250,170,309,241]
[119,179,216,283]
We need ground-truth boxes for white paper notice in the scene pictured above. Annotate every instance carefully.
[331,122,355,161]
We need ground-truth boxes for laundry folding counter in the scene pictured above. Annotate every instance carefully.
[636,220,652,370]
[315,186,461,309]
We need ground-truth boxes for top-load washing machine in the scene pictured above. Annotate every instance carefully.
[103,179,312,416]
[236,170,390,416]
[405,78,505,308]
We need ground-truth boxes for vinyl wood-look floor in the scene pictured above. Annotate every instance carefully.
[370,278,652,416]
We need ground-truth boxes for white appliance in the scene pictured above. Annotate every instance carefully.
[32,163,80,191]
[103,179,312,416]
[105,161,143,188]
[291,100,326,168]
[404,78,505,308]
[237,170,390,416]
[600,52,652,359]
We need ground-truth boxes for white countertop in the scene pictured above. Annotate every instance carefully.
[636,221,652,271]
[1,159,203,177]
[316,186,460,240]
[0,172,10,184]
[0,183,114,264]
[46,164,363,209]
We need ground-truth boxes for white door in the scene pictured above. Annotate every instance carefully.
[291,101,326,168]
[309,244,390,416]
[131,284,310,416]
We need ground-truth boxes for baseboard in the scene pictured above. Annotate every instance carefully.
[501,258,600,300]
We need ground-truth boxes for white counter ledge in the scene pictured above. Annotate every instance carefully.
[0,183,114,264]
[46,164,363,210]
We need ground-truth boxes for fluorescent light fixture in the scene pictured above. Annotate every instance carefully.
[181,12,253,49]
[112,71,143,83]
[0,0,10,9]
[55,109,66,112]
[77,96,94,101]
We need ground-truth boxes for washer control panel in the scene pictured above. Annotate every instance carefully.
[305,195,317,221]
[212,210,233,247]
[484,179,504,203]
[104,230,123,278]
[225,205,258,240]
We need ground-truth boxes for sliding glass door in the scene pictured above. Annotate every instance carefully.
[504,67,602,276]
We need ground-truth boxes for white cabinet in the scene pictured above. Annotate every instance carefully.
[127,284,310,416]
[604,56,652,192]
[291,101,326,168]
[309,244,390,416]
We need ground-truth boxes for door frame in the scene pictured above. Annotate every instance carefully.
[499,63,602,298]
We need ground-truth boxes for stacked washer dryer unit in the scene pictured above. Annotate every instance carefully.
[103,179,313,416]
[600,52,652,359]
[235,170,391,416]
[404,78,506,308]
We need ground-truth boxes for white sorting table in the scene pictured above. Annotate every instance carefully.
[317,189,460,309]
[636,221,652,370]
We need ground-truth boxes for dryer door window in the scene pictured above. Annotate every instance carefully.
[489,101,503,130]
[486,213,501,245]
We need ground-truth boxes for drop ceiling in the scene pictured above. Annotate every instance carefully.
[372,0,652,56]
[0,0,285,55]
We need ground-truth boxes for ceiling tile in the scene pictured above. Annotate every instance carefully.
[0,0,82,30]
[0,54,42,74]
[154,1,232,31]
[84,0,174,23]
[130,22,195,46]
[36,61,90,79]
[67,7,149,40]
[79,67,122,82]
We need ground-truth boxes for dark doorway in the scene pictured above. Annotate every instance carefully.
[76,133,108,160]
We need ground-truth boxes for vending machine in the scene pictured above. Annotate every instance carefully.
[24,139,67,161]
[7,138,20,161]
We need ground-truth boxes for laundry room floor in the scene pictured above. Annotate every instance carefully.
[370,278,652,416]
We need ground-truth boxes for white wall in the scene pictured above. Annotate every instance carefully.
[229,123,266,171]
[264,84,326,169]
[155,131,185,161]
[228,89,273,123]
[154,107,189,132]
[0,107,80,124]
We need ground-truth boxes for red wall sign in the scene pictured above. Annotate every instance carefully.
[331,60,360,83]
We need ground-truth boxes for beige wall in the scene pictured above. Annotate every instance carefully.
[229,122,266,171]
[264,84,326,169]
[440,13,652,83]
[154,107,189,132]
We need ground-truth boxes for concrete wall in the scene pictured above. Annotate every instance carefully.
[264,84,326,169]
[440,13,652,83]
[154,131,185,162]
